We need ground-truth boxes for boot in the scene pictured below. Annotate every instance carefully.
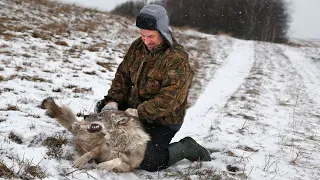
[167,136,211,166]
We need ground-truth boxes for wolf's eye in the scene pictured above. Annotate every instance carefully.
[97,115,103,120]
[87,123,102,133]
[110,113,115,118]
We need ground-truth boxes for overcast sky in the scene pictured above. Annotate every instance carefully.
[55,0,320,39]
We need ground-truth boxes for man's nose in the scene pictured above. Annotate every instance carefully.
[144,37,150,44]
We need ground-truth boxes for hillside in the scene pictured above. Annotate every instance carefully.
[1,0,320,179]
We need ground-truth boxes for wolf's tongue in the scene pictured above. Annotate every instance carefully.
[87,123,102,133]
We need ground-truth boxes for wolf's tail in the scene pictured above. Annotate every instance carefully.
[41,97,78,134]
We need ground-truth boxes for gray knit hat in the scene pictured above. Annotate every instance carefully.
[136,4,173,46]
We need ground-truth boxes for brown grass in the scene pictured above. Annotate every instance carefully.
[8,132,23,144]
[64,84,78,89]
[7,105,19,111]
[43,135,68,149]
[87,42,107,52]
[74,20,100,33]
[236,145,258,152]
[22,62,32,66]
[83,71,96,75]
[1,32,15,40]
[21,75,52,83]
[6,74,18,81]
[42,134,68,160]
[245,89,260,95]
[23,165,47,179]
[0,153,47,179]
[40,22,69,35]
[55,40,69,46]
[0,117,7,123]
[96,61,116,71]
[0,162,17,179]
[72,87,92,94]
[25,114,41,119]
[163,163,222,180]
[31,31,51,40]
[238,113,255,121]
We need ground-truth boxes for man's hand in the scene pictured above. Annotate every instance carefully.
[125,108,138,118]
[94,100,118,113]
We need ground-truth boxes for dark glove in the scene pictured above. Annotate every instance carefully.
[94,99,105,113]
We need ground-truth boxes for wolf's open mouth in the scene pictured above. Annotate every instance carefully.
[87,123,102,133]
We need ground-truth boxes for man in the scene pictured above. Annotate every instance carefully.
[95,4,211,172]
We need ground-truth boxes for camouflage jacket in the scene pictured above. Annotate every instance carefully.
[104,37,193,125]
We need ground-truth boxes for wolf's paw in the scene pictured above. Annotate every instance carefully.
[72,122,81,130]
[97,158,129,172]
[97,161,114,171]
[72,156,88,169]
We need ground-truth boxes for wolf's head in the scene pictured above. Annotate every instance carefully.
[85,110,139,134]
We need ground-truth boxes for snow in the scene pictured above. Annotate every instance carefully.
[174,40,255,141]
[1,0,320,179]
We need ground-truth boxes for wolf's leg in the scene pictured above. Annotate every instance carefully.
[97,158,131,172]
[73,146,100,168]
[41,97,78,135]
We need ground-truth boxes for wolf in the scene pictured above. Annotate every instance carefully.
[41,97,150,172]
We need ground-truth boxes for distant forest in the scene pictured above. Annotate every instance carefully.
[111,0,291,43]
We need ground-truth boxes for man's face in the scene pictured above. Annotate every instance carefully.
[140,29,163,50]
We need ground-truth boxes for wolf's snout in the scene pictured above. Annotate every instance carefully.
[87,123,102,133]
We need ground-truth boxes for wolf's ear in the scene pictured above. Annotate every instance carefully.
[116,116,130,125]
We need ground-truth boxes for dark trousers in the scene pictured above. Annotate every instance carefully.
[139,123,178,172]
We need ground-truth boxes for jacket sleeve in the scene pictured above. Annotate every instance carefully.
[104,46,133,105]
[137,53,193,122]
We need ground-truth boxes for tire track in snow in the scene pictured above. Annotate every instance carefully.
[282,46,320,112]
[173,39,255,142]
[214,42,320,180]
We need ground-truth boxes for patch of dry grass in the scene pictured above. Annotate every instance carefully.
[0,117,7,123]
[42,134,68,160]
[83,71,96,75]
[31,31,51,40]
[21,75,52,83]
[55,40,69,46]
[96,61,116,71]
[0,161,17,179]
[87,42,107,52]
[74,20,101,33]
[6,105,19,111]
[40,22,70,35]
[6,74,18,81]
[0,154,47,179]
[24,114,41,119]
[64,84,78,89]
[8,132,23,144]
[163,162,223,180]
[72,87,93,94]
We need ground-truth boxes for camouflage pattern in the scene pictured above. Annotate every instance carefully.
[104,37,193,125]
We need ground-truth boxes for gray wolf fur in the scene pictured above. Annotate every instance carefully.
[41,97,150,172]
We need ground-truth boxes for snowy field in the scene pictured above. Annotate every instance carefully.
[1,0,320,179]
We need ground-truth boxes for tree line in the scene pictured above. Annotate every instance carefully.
[112,0,291,42]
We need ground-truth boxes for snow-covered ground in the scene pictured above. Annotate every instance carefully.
[1,0,320,179]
